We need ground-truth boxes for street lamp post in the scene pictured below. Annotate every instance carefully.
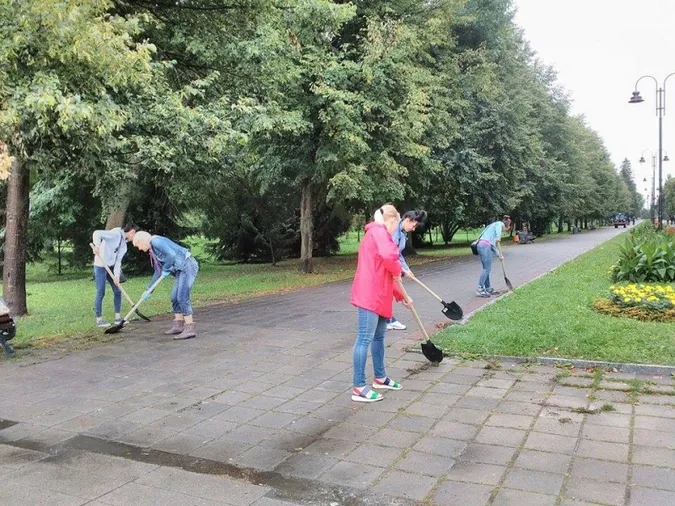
[638,150,668,223]
[629,72,675,229]
[639,151,656,223]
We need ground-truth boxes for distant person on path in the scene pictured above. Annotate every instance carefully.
[132,232,199,340]
[475,215,511,297]
[91,224,138,328]
[350,204,413,402]
[383,209,427,331]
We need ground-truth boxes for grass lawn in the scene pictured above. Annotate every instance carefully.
[434,232,675,366]
[9,245,464,351]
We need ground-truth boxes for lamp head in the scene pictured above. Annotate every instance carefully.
[629,91,644,104]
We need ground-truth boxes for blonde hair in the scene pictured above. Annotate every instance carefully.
[132,231,152,248]
[373,204,399,224]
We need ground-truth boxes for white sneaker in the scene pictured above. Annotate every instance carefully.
[387,320,406,331]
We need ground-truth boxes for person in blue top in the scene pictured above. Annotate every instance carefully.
[476,215,511,297]
[132,231,200,340]
[380,209,427,331]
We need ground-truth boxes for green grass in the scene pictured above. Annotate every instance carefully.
[434,232,675,365]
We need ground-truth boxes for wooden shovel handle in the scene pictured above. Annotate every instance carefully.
[396,278,430,340]
[90,243,136,307]
[409,276,444,304]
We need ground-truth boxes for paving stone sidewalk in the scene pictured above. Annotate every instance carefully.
[3,225,675,506]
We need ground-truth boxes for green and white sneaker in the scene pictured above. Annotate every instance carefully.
[372,377,402,390]
[351,386,384,403]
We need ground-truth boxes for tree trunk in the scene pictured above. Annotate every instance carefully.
[299,181,314,273]
[557,216,564,233]
[269,237,276,266]
[105,195,130,230]
[3,156,29,315]
[57,237,62,275]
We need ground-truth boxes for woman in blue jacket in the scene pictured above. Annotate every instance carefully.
[132,231,199,340]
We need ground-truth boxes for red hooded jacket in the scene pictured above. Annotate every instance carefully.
[350,222,404,318]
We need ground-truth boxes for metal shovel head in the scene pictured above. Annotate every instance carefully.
[441,301,463,321]
[421,340,444,363]
[135,310,151,322]
[104,320,126,334]
[504,277,514,291]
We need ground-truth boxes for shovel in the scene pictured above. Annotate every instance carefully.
[498,254,514,291]
[90,243,151,322]
[409,277,463,321]
[396,279,444,364]
[105,276,164,334]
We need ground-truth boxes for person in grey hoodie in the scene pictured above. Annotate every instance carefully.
[91,224,138,327]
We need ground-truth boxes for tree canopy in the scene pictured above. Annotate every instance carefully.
[1,0,638,314]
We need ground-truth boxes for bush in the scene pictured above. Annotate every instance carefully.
[611,223,675,282]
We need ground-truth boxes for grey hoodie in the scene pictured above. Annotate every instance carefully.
[92,228,127,277]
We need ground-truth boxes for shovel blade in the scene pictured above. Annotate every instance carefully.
[505,277,514,291]
[135,310,151,322]
[104,321,126,334]
[441,301,463,321]
[421,340,444,363]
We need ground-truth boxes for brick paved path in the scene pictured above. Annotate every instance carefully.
[3,225,675,506]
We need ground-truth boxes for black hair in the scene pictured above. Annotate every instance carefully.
[403,209,427,223]
[123,223,139,233]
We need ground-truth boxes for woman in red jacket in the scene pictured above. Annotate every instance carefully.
[350,204,413,402]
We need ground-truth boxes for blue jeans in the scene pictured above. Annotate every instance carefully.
[477,243,493,290]
[353,307,387,387]
[94,266,121,317]
[170,257,199,316]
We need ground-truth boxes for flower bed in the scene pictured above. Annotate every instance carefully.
[594,283,675,322]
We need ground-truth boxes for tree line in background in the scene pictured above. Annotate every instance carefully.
[0,0,644,315]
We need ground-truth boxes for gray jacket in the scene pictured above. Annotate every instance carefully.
[92,228,127,277]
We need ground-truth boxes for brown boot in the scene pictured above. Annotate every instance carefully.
[173,322,196,340]
[164,320,184,335]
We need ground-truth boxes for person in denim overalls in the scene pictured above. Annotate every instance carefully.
[132,231,199,340]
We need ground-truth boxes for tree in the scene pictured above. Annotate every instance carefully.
[247,1,437,272]
[0,0,156,314]
[618,158,642,218]
[662,175,675,221]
